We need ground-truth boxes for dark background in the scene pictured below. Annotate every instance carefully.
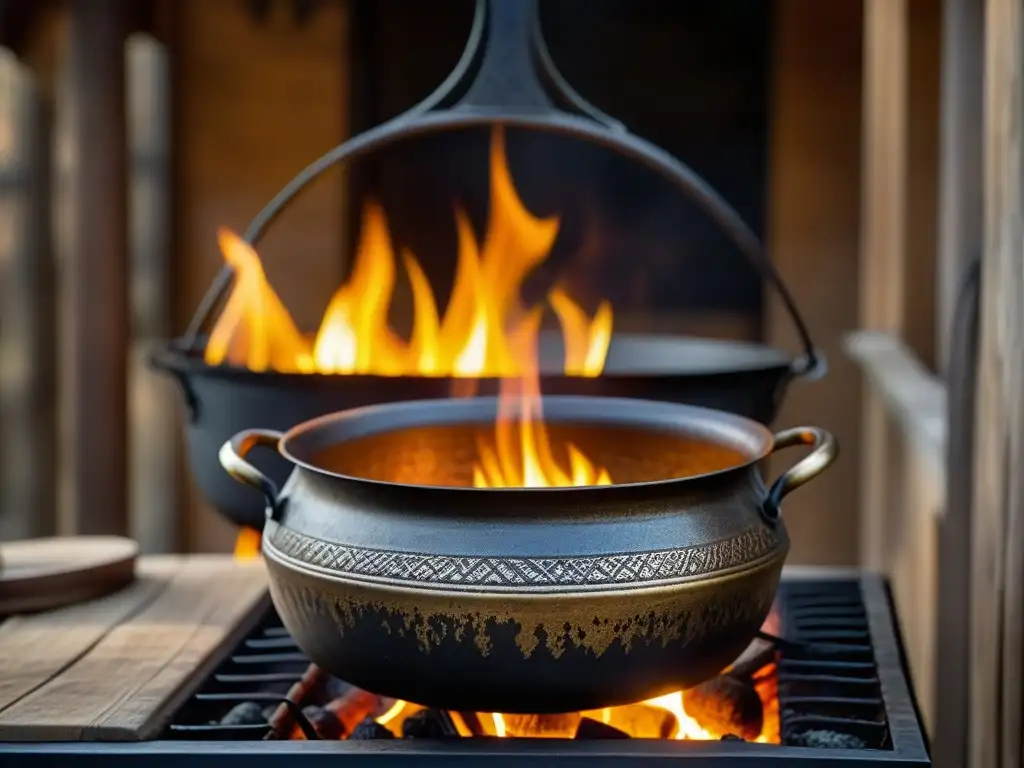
[344,0,772,337]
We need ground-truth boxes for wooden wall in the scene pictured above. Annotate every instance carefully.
[765,0,864,565]
[173,0,350,552]
[971,0,1024,764]
[848,0,946,736]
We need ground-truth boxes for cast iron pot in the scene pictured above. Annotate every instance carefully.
[219,396,837,713]
[154,331,813,531]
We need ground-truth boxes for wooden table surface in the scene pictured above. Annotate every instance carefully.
[0,554,269,742]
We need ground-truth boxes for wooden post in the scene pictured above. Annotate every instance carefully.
[765,0,863,566]
[936,0,984,372]
[855,0,944,728]
[934,1,984,766]
[972,1,1024,766]
[65,0,129,535]
[857,0,942,560]
[0,60,58,540]
[127,34,178,553]
[858,0,909,571]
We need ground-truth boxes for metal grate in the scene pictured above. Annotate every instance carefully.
[168,616,309,740]
[777,581,890,750]
[170,581,892,748]
[2,573,928,765]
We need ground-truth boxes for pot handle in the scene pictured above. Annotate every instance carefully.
[761,427,838,525]
[219,429,285,522]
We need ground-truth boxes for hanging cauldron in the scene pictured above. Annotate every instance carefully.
[219,396,837,713]
[154,0,826,530]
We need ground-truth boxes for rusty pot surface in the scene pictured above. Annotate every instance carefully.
[220,396,836,713]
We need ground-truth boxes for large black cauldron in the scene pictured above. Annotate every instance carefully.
[152,0,825,530]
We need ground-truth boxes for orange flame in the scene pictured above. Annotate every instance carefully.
[470,310,612,489]
[376,683,779,741]
[204,127,612,379]
[233,527,262,560]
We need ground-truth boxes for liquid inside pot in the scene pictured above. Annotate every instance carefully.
[308,422,749,487]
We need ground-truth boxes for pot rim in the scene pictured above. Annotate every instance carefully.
[150,331,795,381]
[275,394,776,494]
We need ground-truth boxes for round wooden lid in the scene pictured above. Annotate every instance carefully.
[0,537,137,615]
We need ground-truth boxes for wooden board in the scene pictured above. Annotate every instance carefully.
[0,555,269,741]
[972,2,1024,767]
[0,536,137,615]
[765,0,864,566]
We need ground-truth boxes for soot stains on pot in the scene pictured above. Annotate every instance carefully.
[272,568,779,664]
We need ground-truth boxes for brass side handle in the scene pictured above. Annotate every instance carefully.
[762,427,839,524]
[219,429,285,522]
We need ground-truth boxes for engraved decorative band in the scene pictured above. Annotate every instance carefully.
[268,525,783,588]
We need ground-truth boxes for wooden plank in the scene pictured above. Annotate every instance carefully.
[845,330,945,731]
[904,0,942,370]
[861,0,909,337]
[126,34,179,553]
[0,556,268,741]
[857,0,942,561]
[858,0,909,572]
[0,557,180,716]
[844,331,946,474]
[934,2,983,764]
[854,1,943,729]
[765,0,863,566]
[972,2,1024,766]
[886,433,941,731]
[936,256,980,768]
[935,0,983,373]
[0,57,58,540]
[64,0,129,535]
[0,536,138,615]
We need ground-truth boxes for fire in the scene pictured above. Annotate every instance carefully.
[205,127,612,379]
[643,692,716,740]
[233,527,262,560]
[640,688,775,743]
[471,311,612,489]
[372,679,780,741]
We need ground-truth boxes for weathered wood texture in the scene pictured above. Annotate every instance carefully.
[0,556,269,741]
[770,0,864,565]
[933,6,984,762]
[905,0,942,370]
[935,256,979,768]
[173,0,350,552]
[936,0,983,373]
[127,34,178,553]
[972,1,1024,766]
[63,0,130,536]
[766,0,863,566]
[845,331,944,730]
[852,0,944,733]
[845,333,945,473]
[857,0,942,566]
[0,56,58,540]
[858,0,907,575]
[0,536,137,615]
